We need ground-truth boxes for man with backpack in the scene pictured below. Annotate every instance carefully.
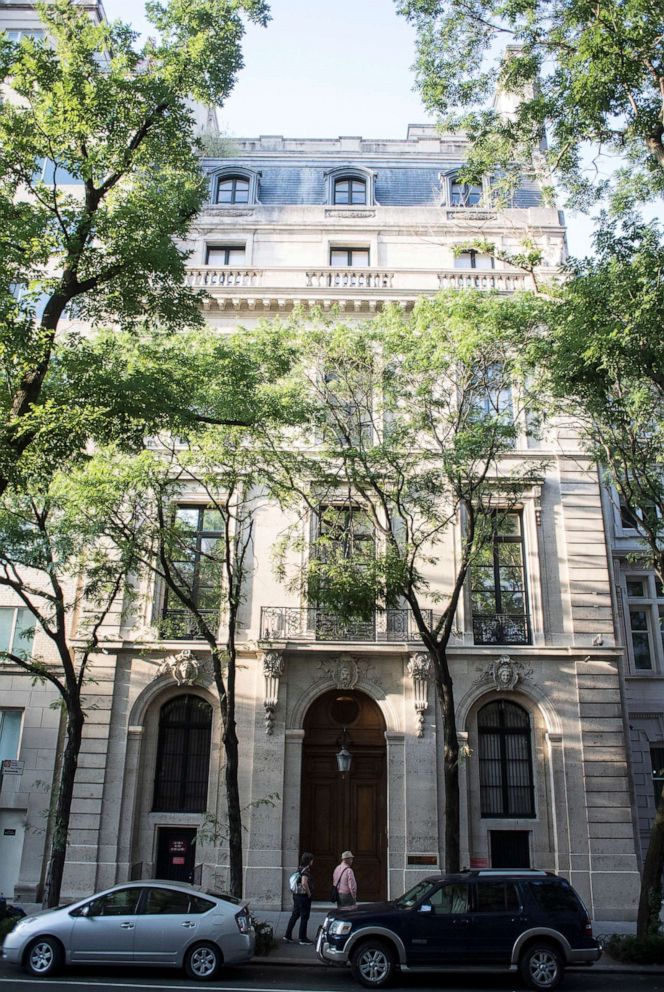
[283,852,314,945]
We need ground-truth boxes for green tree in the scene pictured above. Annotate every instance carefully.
[397,0,664,208]
[0,467,139,908]
[62,325,305,897]
[543,218,664,935]
[0,0,269,492]
[274,295,545,872]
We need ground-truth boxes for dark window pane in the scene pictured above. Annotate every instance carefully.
[189,895,215,914]
[143,888,191,915]
[478,700,534,817]
[529,880,582,914]
[627,579,645,597]
[153,695,212,811]
[475,881,519,913]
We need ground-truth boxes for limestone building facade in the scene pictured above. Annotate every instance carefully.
[0,90,647,919]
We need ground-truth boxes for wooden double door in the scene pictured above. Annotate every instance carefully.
[300,688,387,902]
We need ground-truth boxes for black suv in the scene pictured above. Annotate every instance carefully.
[316,869,601,990]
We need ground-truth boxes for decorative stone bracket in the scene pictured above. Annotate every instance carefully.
[263,650,285,735]
[156,650,200,686]
[407,653,432,738]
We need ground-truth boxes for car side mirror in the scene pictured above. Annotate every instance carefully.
[419,903,433,914]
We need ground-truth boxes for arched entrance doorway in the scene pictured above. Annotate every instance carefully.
[300,688,387,901]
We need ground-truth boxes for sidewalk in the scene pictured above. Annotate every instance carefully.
[252,910,664,974]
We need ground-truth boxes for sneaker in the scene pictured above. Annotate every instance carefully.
[282,936,294,943]
[299,939,314,945]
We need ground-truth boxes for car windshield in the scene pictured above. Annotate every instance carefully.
[394,880,435,909]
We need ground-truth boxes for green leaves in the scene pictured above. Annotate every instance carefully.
[397,0,664,208]
[0,0,270,490]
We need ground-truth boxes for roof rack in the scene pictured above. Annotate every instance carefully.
[470,869,553,877]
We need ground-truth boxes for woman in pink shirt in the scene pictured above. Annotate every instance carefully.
[332,850,357,907]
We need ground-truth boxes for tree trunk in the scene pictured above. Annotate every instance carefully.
[224,721,243,898]
[637,791,664,936]
[432,647,461,873]
[45,702,84,908]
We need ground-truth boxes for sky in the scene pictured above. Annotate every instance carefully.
[104,0,662,257]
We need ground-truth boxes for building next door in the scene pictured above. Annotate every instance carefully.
[300,688,387,901]
[155,827,196,883]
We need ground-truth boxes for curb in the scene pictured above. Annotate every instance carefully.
[249,955,664,975]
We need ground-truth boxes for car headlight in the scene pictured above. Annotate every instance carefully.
[329,920,353,936]
[11,917,34,930]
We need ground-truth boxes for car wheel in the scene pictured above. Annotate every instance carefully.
[519,943,564,990]
[184,941,222,981]
[351,940,396,988]
[24,936,63,978]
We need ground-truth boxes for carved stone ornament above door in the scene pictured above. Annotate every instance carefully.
[474,654,534,692]
[155,650,201,686]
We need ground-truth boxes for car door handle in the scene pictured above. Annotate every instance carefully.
[120,922,135,929]
[453,918,471,924]
[181,921,196,928]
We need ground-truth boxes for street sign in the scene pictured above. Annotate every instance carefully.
[1,759,24,774]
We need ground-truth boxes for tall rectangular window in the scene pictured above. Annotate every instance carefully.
[0,710,22,764]
[0,607,36,657]
[313,504,375,640]
[625,573,664,672]
[161,506,223,639]
[471,513,530,644]
[651,747,664,807]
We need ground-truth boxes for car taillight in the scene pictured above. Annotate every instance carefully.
[235,908,251,934]
[584,919,593,936]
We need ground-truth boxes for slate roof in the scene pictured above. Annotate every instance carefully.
[204,160,543,209]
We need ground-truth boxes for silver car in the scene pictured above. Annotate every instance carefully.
[2,879,255,980]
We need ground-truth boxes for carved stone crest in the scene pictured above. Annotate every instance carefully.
[332,653,359,689]
[474,654,533,692]
[156,650,200,686]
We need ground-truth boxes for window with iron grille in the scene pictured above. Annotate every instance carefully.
[478,700,535,817]
[161,505,223,639]
[153,695,212,811]
[471,512,530,645]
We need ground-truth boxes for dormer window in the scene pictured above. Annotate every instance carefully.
[325,167,376,206]
[440,171,487,208]
[334,177,366,205]
[217,176,250,204]
[209,168,260,206]
[450,180,482,207]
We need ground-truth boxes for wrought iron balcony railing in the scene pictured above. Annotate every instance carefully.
[472,613,531,645]
[159,609,218,640]
[260,606,434,643]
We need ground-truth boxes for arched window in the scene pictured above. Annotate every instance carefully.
[216,175,250,204]
[153,695,212,812]
[334,177,367,205]
[325,167,376,205]
[478,700,535,817]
